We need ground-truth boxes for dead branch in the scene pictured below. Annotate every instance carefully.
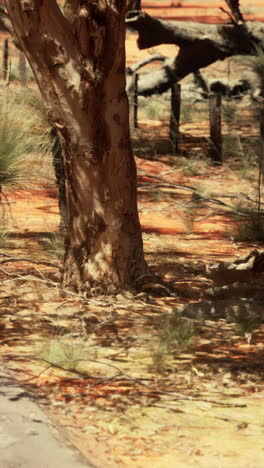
[126,11,262,95]
[127,52,167,75]
[225,0,245,24]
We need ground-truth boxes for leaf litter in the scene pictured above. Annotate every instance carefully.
[1,151,264,467]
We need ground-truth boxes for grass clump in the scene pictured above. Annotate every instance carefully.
[0,104,31,188]
[38,233,65,260]
[152,343,171,374]
[140,96,168,121]
[232,215,264,242]
[152,314,194,373]
[0,229,9,248]
[9,60,35,83]
[236,313,262,336]
[161,315,194,347]
[241,43,264,90]
[180,102,193,124]
[222,101,237,125]
[235,311,262,344]
[223,134,243,159]
[0,87,52,190]
[39,337,86,372]
[9,87,51,153]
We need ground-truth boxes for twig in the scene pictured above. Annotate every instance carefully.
[31,356,190,399]
[0,268,60,287]
[138,177,264,218]
[30,357,247,407]
[0,201,16,204]
[0,268,165,314]
[0,252,59,268]
[224,0,245,24]
[219,6,236,24]
[20,362,99,383]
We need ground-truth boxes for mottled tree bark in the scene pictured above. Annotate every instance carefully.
[6,0,150,295]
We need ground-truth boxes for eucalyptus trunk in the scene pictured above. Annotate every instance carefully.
[6,0,149,294]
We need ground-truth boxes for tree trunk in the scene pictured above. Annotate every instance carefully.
[6,0,149,295]
[126,12,264,95]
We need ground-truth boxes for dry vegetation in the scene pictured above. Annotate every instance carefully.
[0,11,264,467]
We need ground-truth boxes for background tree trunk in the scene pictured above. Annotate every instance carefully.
[6,0,149,294]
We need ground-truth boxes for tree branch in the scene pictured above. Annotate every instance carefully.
[127,52,167,75]
[30,356,247,407]
[225,0,245,24]
[0,252,59,268]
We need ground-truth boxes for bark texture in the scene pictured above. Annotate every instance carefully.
[6,0,149,294]
[126,12,264,95]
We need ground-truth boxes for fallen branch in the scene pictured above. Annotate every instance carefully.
[126,10,261,95]
[206,249,264,285]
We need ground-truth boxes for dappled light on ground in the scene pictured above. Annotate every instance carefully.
[1,149,264,467]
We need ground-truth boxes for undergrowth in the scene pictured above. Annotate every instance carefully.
[9,60,35,83]
[236,312,262,337]
[39,337,87,372]
[0,87,51,190]
[152,315,194,373]
[231,214,264,242]
[222,101,237,125]
[0,229,9,248]
[37,233,65,260]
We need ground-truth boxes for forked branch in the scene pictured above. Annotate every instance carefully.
[225,0,245,24]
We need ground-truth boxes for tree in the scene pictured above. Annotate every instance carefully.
[6,0,150,295]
